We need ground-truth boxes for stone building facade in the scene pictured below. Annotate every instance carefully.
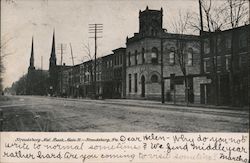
[125,7,207,103]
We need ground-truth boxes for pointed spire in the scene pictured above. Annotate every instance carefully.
[51,29,56,56]
[49,29,56,69]
[29,36,34,69]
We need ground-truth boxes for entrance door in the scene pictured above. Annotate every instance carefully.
[141,75,145,97]
[201,83,212,104]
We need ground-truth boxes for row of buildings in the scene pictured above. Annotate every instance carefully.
[26,7,249,106]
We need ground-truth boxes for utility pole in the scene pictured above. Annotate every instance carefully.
[199,0,205,74]
[89,23,103,99]
[69,43,75,66]
[161,35,164,103]
[57,43,66,96]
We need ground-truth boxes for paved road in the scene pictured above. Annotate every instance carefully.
[0,95,249,132]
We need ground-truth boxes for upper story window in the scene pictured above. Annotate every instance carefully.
[203,58,210,73]
[204,39,210,54]
[142,48,145,64]
[120,54,123,64]
[128,52,131,66]
[135,50,138,65]
[217,56,221,72]
[151,47,158,64]
[225,55,231,71]
[107,60,110,68]
[239,33,247,49]
[169,47,175,65]
[187,48,193,66]
[217,35,223,53]
[225,36,232,49]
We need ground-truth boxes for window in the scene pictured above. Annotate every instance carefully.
[217,56,221,72]
[169,47,175,65]
[128,74,131,93]
[135,50,138,65]
[151,47,158,64]
[204,39,210,54]
[151,29,154,36]
[239,33,247,48]
[217,36,223,53]
[142,48,145,64]
[187,48,193,66]
[225,36,232,49]
[151,74,158,83]
[204,58,210,73]
[225,55,231,71]
[134,73,137,92]
[128,52,131,66]
[110,60,112,67]
[120,54,123,64]
[107,61,109,68]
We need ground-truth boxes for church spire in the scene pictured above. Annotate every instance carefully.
[29,37,35,70]
[49,29,56,69]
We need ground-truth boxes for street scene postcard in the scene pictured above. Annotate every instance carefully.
[0,0,249,163]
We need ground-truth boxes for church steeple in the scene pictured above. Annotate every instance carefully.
[29,37,35,71]
[49,29,56,69]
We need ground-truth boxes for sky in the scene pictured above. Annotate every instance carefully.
[1,0,201,88]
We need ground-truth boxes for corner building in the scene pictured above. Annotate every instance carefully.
[126,7,208,103]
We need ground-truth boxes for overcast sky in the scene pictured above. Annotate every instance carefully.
[1,0,201,88]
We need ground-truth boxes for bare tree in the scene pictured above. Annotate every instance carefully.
[81,42,94,92]
[0,37,13,93]
[223,0,249,28]
[194,0,249,32]
[171,11,193,105]
[82,42,93,62]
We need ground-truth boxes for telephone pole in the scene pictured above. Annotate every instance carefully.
[57,43,66,95]
[89,23,103,98]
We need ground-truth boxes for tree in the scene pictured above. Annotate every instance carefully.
[0,37,13,94]
[82,42,94,96]
[171,11,195,105]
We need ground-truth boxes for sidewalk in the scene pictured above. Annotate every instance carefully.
[106,98,249,112]
[47,96,249,117]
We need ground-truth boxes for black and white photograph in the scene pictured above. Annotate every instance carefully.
[0,0,249,133]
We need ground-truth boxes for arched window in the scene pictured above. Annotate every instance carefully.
[128,52,131,66]
[169,47,175,65]
[187,48,193,66]
[151,74,158,83]
[151,47,158,64]
[142,48,145,64]
[135,50,138,65]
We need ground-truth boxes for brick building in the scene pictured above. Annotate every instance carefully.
[201,25,249,106]
[112,47,126,98]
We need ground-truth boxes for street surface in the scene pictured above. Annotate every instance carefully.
[0,96,249,132]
